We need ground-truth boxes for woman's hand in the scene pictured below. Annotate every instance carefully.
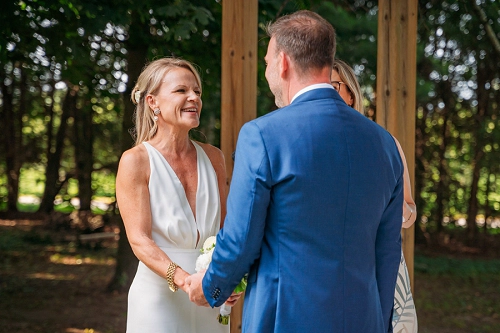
[224,291,244,307]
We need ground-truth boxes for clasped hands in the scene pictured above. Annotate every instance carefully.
[184,270,243,307]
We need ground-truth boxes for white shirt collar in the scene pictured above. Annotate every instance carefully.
[290,83,335,104]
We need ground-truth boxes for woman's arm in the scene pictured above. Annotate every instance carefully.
[393,137,417,228]
[199,143,228,228]
[115,146,190,291]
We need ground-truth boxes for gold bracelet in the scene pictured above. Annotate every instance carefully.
[166,262,179,292]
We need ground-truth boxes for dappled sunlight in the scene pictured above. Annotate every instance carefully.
[66,328,98,333]
[0,219,44,228]
[0,220,16,226]
[49,254,115,266]
[27,272,76,281]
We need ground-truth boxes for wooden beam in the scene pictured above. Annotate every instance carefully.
[221,0,258,183]
[220,0,258,331]
[376,0,418,291]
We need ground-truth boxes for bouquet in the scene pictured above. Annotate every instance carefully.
[195,236,247,325]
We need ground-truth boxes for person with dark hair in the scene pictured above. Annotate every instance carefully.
[187,10,402,332]
[332,58,418,332]
[116,57,238,332]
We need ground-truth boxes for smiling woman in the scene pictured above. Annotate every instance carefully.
[130,58,204,146]
[115,57,230,333]
[148,67,202,130]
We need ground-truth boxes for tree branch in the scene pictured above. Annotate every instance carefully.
[469,0,500,57]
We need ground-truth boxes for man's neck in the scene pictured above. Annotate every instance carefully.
[284,66,332,105]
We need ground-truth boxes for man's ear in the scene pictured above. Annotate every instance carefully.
[278,51,289,79]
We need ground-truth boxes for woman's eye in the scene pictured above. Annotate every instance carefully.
[195,91,201,96]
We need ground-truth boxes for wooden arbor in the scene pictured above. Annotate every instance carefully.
[220,1,418,331]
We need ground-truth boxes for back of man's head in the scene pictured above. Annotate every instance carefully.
[266,10,336,75]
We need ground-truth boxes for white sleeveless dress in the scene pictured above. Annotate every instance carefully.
[393,251,418,332]
[126,141,229,333]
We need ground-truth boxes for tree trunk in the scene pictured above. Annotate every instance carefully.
[466,59,490,245]
[483,173,492,233]
[1,63,25,212]
[413,119,427,244]
[38,85,76,213]
[466,154,482,243]
[107,11,146,292]
[413,57,434,245]
[107,215,138,293]
[434,112,449,235]
[434,79,454,237]
[73,92,94,211]
[2,72,18,212]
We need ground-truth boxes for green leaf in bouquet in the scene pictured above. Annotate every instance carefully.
[233,275,248,293]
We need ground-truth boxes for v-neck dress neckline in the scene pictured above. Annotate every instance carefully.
[142,140,221,250]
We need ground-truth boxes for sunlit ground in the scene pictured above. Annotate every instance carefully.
[1,217,499,333]
[0,219,127,333]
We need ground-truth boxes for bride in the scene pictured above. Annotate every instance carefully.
[116,57,239,333]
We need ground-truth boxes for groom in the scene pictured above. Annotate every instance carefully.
[187,10,402,333]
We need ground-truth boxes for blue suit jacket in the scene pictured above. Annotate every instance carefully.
[203,88,403,332]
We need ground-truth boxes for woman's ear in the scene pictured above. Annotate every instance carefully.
[346,93,354,108]
[145,94,156,110]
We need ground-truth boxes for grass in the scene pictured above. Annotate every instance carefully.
[0,220,126,333]
[413,252,500,333]
[1,219,499,333]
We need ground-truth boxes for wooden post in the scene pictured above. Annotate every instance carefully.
[220,0,258,331]
[221,0,258,182]
[376,0,418,291]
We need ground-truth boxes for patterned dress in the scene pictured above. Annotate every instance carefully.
[393,251,418,332]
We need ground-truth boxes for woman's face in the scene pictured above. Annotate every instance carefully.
[149,67,202,130]
[331,69,354,107]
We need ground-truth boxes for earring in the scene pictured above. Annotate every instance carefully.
[153,108,161,121]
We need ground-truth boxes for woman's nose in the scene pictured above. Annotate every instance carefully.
[188,90,200,101]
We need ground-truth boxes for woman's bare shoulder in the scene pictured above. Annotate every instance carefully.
[195,141,226,175]
[195,142,224,163]
[118,144,149,173]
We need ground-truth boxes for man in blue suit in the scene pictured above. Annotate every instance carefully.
[187,10,403,332]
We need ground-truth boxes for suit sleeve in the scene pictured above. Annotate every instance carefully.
[202,122,272,307]
[376,152,404,332]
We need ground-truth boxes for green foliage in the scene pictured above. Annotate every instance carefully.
[415,255,500,277]
[92,171,116,198]
[0,0,499,242]
[0,229,26,250]
[18,167,46,197]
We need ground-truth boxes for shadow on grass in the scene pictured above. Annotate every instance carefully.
[414,252,500,333]
[0,221,127,333]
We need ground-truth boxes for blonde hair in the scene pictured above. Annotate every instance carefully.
[332,59,364,114]
[130,57,202,146]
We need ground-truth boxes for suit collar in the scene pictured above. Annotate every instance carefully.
[291,86,341,105]
[290,83,335,104]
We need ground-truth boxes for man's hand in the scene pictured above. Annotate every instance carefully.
[185,271,209,307]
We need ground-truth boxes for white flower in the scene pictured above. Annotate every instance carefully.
[202,236,217,252]
[195,250,213,272]
[134,90,141,103]
[195,236,216,272]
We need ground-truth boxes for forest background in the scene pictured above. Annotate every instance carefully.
[0,0,499,332]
